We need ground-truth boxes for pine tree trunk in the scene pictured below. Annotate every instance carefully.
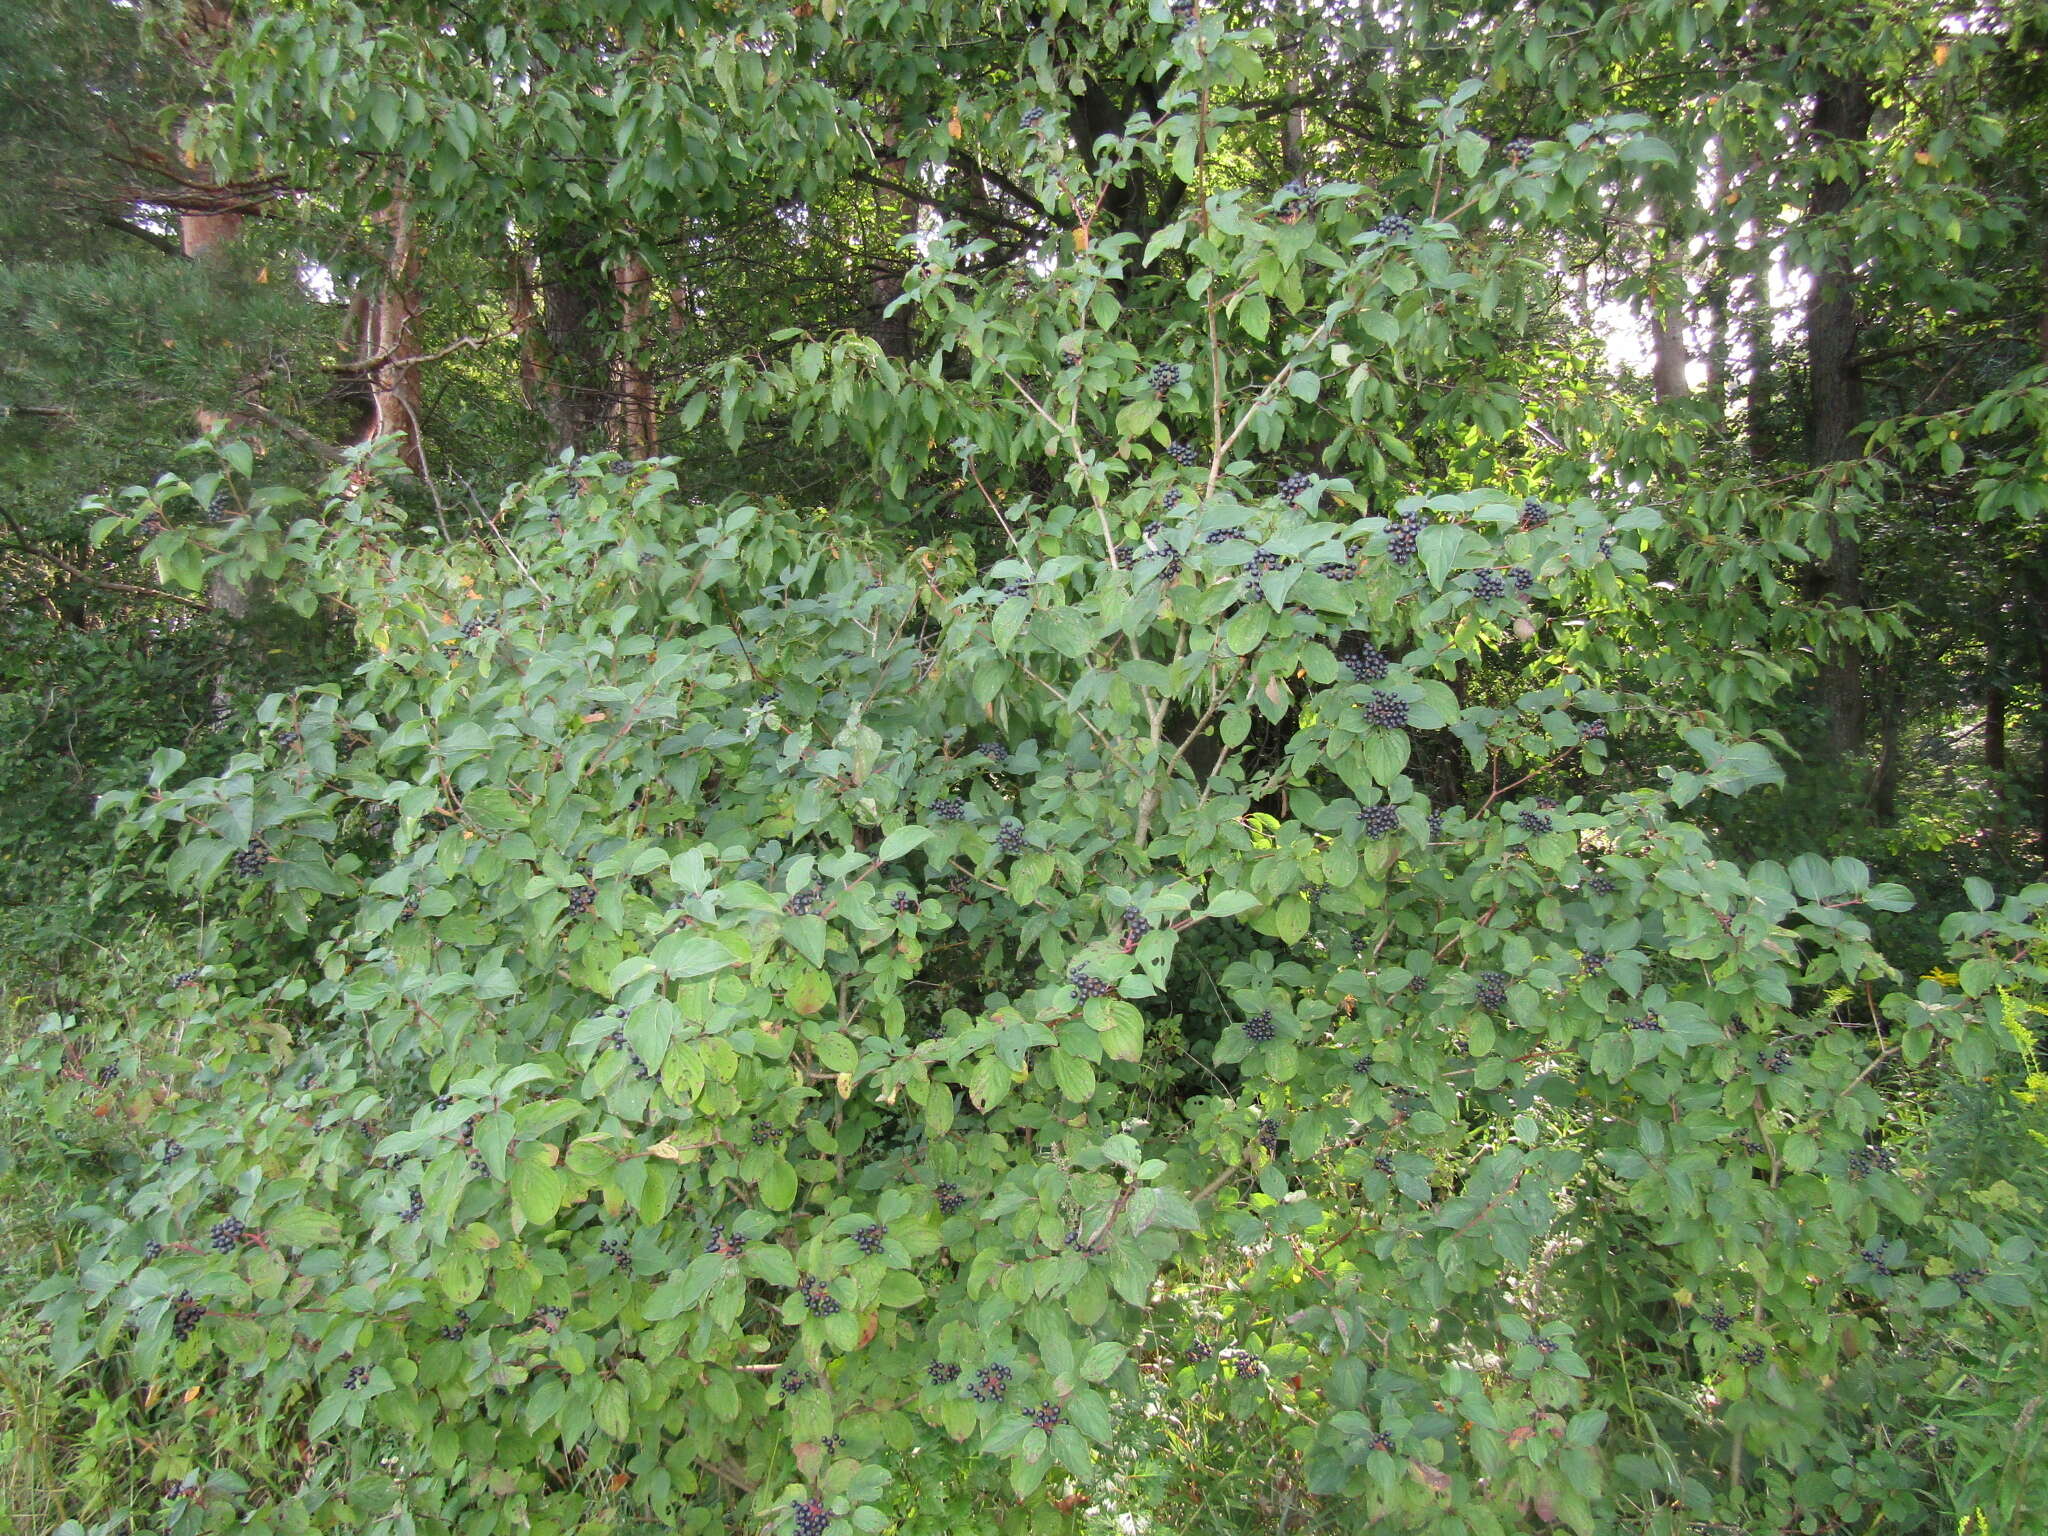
[868,120,911,360]
[1868,669,1903,826]
[612,254,660,459]
[538,223,619,454]
[1804,73,1874,761]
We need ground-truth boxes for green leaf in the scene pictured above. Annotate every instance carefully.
[509,1158,562,1225]
[1237,292,1271,341]
[878,826,931,860]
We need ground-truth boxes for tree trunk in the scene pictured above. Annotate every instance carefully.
[612,253,660,459]
[1803,73,1875,761]
[1650,305,1690,403]
[538,223,619,454]
[868,120,912,360]
[1868,668,1903,826]
[356,199,424,472]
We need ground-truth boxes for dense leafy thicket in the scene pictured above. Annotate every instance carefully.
[22,166,2048,1536]
[9,3,2048,1535]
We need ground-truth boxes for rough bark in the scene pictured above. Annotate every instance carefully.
[1649,305,1691,404]
[1868,668,1903,826]
[538,223,619,454]
[868,121,912,360]
[1803,73,1875,760]
[612,254,660,459]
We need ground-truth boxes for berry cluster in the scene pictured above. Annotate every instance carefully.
[705,1225,748,1258]
[1954,1265,1988,1291]
[531,1305,568,1332]
[821,1434,845,1454]
[598,1237,632,1270]
[605,1031,653,1080]
[1218,1347,1264,1376]
[996,822,1027,855]
[566,884,597,916]
[1150,361,1183,394]
[1001,577,1029,599]
[460,616,488,640]
[1427,805,1447,839]
[1202,526,1246,545]
[1069,968,1115,1002]
[1387,507,1422,564]
[400,894,420,919]
[170,1295,205,1341]
[440,1310,470,1341]
[1736,1343,1766,1365]
[1510,565,1534,592]
[1256,1117,1281,1152]
[1627,1011,1663,1032]
[1518,498,1550,531]
[1339,638,1389,683]
[891,890,919,914]
[1579,718,1608,740]
[1167,441,1199,467]
[1357,804,1399,840]
[792,1497,830,1536]
[1363,691,1409,729]
[798,1275,841,1317]
[1517,809,1552,835]
[1276,178,1312,222]
[966,1363,1013,1402]
[1062,1225,1108,1256]
[1587,871,1618,896]
[930,796,966,821]
[1021,105,1047,128]
[1578,950,1607,976]
[1367,1430,1395,1453]
[1316,560,1355,580]
[1475,971,1508,1010]
[140,511,168,537]
[1280,470,1312,502]
[1375,213,1413,237]
[935,1182,969,1216]
[853,1224,888,1256]
[1860,1244,1895,1277]
[1473,569,1505,600]
[1027,1400,1064,1429]
[232,840,268,878]
[1243,1010,1276,1044]
[275,725,301,748]
[97,1063,120,1085]
[163,1474,199,1500]
[1372,1154,1395,1175]
[785,885,824,916]
[1533,1336,1559,1356]
[1122,905,1151,940]
[171,968,204,988]
[143,1239,165,1259]
[209,1216,245,1253]
[1169,0,1195,22]
[778,1367,819,1395]
[400,1189,425,1224]
[1756,1046,1794,1075]
[1184,1339,1215,1361]
[979,740,1010,764]
[345,1364,371,1389]
[928,1361,962,1385]
[1505,136,1535,164]
[752,1121,785,1145]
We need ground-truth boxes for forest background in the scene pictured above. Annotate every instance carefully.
[4,1,2048,1533]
